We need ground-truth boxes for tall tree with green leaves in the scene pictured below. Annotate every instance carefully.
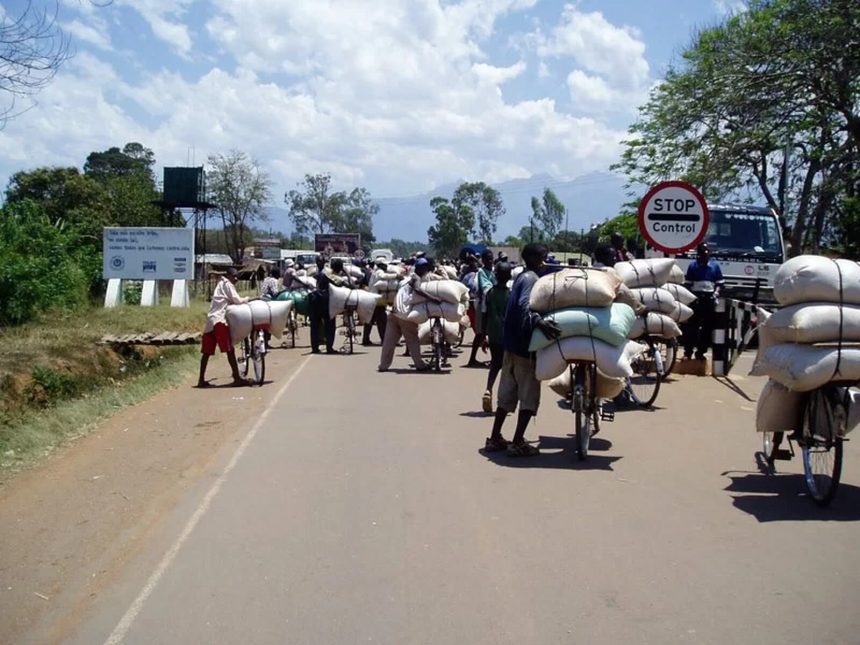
[285,174,378,247]
[340,187,378,246]
[427,196,474,258]
[452,181,505,244]
[530,188,565,239]
[207,150,272,263]
[613,0,860,256]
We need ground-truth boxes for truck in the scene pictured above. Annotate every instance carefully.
[646,203,785,303]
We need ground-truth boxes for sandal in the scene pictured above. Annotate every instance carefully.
[484,436,510,452]
[482,390,492,413]
[506,442,539,457]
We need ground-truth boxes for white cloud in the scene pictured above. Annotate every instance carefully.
[62,19,112,50]
[118,0,195,57]
[713,0,748,15]
[472,61,527,86]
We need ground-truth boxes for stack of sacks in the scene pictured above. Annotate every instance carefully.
[276,289,310,316]
[440,265,459,280]
[614,259,692,339]
[407,280,468,324]
[667,263,685,285]
[329,285,382,324]
[528,268,644,381]
[225,300,292,345]
[417,319,460,345]
[343,264,365,282]
[368,269,403,305]
[752,257,860,414]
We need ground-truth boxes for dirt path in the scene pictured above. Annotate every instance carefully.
[0,333,311,645]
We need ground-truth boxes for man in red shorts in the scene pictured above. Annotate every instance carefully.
[197,267,250,387]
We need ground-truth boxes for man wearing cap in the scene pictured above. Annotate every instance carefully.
[683,242,724,360]
[197,267,250,387]
[378,258,441,372]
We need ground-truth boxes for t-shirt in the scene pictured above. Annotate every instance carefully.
[204,277,248,333]
[503,270,540,358]
[685,259,724,296]
[486,285,510,345]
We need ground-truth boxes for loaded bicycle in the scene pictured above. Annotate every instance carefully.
[568,361,614,460]
[428,316,450,372]
[240,324,267,386]
[763,383,853,506]
[339,304,358,354]
[623,335,665,408]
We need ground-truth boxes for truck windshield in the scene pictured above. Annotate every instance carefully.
[706,210,783,259]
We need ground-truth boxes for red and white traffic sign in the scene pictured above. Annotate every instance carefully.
[638,181,710,254]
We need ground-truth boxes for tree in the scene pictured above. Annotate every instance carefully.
[285,173,346,237]
[613,0,860,256]
[207,150,272,263]
[340,187,378,247]
[427,197,474,258]
[376,239,431,258]
[530,188,565,239]
[452,182,505,243]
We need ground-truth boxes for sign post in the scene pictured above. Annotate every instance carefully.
[638,181,710,254]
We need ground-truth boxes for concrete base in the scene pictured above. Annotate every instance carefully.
[674,356,711,376]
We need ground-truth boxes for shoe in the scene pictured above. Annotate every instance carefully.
[311,349,321,354]
[377,366,388,372]
[482,390,492,413]
[695,352,706,360]
[506,442,540,457]
[484,436,510,452]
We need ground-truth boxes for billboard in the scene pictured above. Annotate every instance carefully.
[315,233,362,258]
[103,227,195,280]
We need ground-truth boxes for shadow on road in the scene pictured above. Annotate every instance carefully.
[712,376,756,402]
[723,470,860,522]
[478,434,621,470]
[460,410,493,418]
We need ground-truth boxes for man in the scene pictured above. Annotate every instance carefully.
[592,244,616,268]
[362,258,390,346]
[610,232,634,264]
[260,267,280,299]
[378,258,442,372]
[467,249,496,367]
[197,267,250,387]
[485,243,560,457]
[683,242,724,360]
[310,257,352,354]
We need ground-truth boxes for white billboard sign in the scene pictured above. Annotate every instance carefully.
[103,227,195,280]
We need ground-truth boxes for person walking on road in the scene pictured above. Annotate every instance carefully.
[484,244,560,457]
[683,242,724,360]
[378,258,442,372]
[197,267,250,388]
[310,256,352,354]
[481,262,511,413]
[467,250,496,367]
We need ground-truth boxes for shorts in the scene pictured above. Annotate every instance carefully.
[497,351,541,414]
[467,304,476,330]
[201,323,232,355]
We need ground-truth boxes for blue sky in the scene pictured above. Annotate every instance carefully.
[0,0,745,203]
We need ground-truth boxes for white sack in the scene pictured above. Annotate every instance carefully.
[750,343,860,392]
[406,301,465,324]
[328,285,382,324]
[632,287,678,315]
[343,265,365,280]
[614,258,677,288]
[660,283,697,305]
[417,319,460,345]
[668,300,694,323]
[414,279,469,305]
[758,303,860,355]
[774,255,860,306]
[535,338,646,381]
[668,263,685,284]
[756,379,804,433]
[547,370,625,399]
[529,268,621,312]
[441,265,459,280]
[629,312,683,339]
[225,300,291,344]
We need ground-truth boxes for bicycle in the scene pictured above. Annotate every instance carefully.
[428,316,450,372]
[624,336,664,408]
[285,306,298,349]
[655,337,678,378]
[568,361,614,460]
[763,384,850,506]
[240,325,267,385]
[339,305,357,354]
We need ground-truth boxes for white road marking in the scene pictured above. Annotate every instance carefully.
[103,356,312,645]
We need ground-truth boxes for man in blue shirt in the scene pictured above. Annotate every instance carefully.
[484,243,560,457]
[683,242,724,360]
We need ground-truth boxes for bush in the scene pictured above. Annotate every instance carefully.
[0,201,91,325]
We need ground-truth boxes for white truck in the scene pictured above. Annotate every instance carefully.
[646,204,785,303]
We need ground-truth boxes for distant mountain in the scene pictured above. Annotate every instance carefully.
[263,171,637,242]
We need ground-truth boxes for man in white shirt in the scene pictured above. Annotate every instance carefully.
[197,267,250,387]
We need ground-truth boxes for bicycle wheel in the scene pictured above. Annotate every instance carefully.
[573,364,595,460]
[251,330,266,385]
[627,339,662,408]
[801,388,844,506]
[241,336,252,378]
[347,312,355,354]
[762,431,784,465]
[658,338,677,377]
[431,321,443,371]
[288,309,297,348]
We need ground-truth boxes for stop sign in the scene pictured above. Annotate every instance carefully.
[638,181,710,254]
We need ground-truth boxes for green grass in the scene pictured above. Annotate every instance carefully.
[0,347,199,471]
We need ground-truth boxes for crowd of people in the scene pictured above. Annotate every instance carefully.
[198,238,723,457]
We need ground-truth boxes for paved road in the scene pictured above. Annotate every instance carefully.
[64,341,860,644]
